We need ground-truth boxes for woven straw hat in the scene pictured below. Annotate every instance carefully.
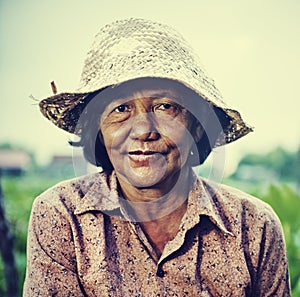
[39,18,252,145]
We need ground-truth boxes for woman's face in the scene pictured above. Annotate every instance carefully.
[99,86,202,189]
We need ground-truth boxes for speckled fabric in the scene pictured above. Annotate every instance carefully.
[23,171,291,296]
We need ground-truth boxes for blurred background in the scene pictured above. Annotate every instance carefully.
[0,0,299,296]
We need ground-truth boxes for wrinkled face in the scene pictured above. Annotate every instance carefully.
[99,86,202,188]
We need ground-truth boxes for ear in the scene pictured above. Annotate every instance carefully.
[193,122,203,143]
[98,130,105,145]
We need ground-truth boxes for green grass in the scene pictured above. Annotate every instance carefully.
[261,184,300,295]
[0,174,65,296]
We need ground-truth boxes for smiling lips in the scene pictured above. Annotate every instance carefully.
[128,150,166,164]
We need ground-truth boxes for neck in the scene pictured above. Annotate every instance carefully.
[117,166,194,222]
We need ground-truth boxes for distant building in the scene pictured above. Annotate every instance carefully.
[46,154,89,178]
[0,149,31,176]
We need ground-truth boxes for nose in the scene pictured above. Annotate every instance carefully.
[130,112,159,141]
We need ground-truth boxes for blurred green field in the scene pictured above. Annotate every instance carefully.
[1,173,300,296]
[0,174,64,296]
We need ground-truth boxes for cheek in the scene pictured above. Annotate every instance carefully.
[158,122,195,156]
[158,115,195,142]
[100,123,131,159]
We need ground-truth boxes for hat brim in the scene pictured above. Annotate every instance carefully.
[39,86,253,147]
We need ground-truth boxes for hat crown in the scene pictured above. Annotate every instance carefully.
[77,18,223,107]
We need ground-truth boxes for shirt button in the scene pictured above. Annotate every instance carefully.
[156,267,166,277]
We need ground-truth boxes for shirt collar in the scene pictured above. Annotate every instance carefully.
[185,174,234,236]
[74,170,234,236]
[74,171,121,215]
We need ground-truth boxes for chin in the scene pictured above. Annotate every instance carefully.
[118,166,168,188]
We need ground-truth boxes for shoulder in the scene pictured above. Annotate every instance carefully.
[218,182,272,211]
[32,171,109,214]
[201,178,282,231]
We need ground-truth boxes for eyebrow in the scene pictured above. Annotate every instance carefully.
[132,91,184,103]
[103,90,184,112]
[151,93,186,108]
[149,91,175,98]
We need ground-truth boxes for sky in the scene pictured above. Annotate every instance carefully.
[0,0,299,175]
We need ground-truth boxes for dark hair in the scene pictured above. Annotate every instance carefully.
[69,89,115,172]
[70,80,231,172]
[187,105,231,167]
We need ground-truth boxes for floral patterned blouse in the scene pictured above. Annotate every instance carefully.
[23,171,291,296]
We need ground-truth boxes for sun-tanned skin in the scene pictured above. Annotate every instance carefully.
[100,87,202,258]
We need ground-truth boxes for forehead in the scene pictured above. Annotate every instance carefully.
[103,78,196,107]
[90,78,206,118]
[114,81,185,98]
[113,88,180,103]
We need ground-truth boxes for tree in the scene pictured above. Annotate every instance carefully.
[233,147,298,183]
[0,175,19,297]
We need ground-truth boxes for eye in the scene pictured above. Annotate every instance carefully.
[102,103,132,123]
[153,102,179,117]
[113,104,131,113]
[157,103,173,110]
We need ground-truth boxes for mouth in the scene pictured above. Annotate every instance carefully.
[128,150,167,164]
[129,150,162,155]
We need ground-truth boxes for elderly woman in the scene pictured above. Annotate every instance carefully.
[23,19,290,296]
